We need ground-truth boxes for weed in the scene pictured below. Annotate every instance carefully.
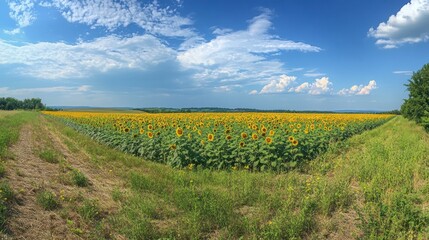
[78,199,101,221]
[38,149,60,163]
[37,190,60,210]
[72,169,89,187]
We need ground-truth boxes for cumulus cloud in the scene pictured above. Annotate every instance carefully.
[259,75,297,94]
[39,0,195,37]
[368,0,429,48]
[289,77,332,95]
[4,0,36,34]
[290,82,310,93]
[338,80,377,95]
[0,35,176,79]
[177,11,321,87]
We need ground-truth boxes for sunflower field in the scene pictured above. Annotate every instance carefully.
[43,111,393,171]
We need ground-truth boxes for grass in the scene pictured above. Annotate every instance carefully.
[78,199,101,221]
[5,113,429,238]
[0,111,38,232]
[71,169,89,187]
[36,189,60,210]
[38,149,60,164]
[0,111,37,159]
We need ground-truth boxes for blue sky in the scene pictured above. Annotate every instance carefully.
[0,0,428,110]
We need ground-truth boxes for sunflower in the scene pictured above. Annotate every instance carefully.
[170,144,177,150]
[265,137,273,144]
[261,126,267,133]
[147,124,153,130]
[292,139,299,146]
[288,136,294,142]
[239,142,245,148]
[201,140,205,145]
[124,128,130,133]
[251,133,258,140]
[176,127,183,137]
[139,128,144,134]
[296,123,302,129]
[269,130,275,136]
[226,135,232,140]
[147,132,154,139]
[225,129,231,134]
[208,133,214,142]
[241,132,248,139]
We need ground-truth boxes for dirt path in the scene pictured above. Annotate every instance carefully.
[5,119,125,239]
[6,125,73,239]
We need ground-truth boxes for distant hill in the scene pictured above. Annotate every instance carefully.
[47,106,398,114]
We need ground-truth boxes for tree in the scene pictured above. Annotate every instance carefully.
[401,63,429,130]
[0,97,46,110]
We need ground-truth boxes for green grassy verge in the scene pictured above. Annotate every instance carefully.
[0,111,38,232]
[42,116,429,239]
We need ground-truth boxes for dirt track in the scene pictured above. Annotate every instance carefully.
[4,119,123,239]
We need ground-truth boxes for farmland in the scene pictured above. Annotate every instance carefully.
[1,111,429,239]
[43,111,393,171]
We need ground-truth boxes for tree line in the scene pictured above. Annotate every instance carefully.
[0,97,46,110]
[401,63,429,130]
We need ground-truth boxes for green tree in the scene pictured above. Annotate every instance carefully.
[401,63,429,130]
[0,97,46,110]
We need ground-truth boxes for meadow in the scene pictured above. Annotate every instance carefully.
[1,111,429,239]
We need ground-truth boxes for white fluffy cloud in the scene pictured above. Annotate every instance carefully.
[4,0,36,35]
[289,77,332,95]
[259,75,297,94]
[0,35,176,79]
[368,0,429,48]
[40,0,195,37]
[338,80,377,95]
[177,11,321,89]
